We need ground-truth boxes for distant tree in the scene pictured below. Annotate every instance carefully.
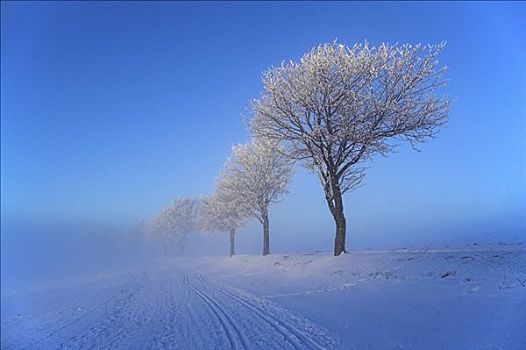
[220,138,293,255]
[252,41,451,255]
[149,197,199,256]
[199,183,249,257]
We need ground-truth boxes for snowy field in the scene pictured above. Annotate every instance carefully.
[2,243,525,349]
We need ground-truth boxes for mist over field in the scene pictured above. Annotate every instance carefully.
[3,201,524,292]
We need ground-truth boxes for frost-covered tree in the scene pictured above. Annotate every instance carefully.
[199,185,248,257]
[220,138,293,255]
[252,41,451,255]
[149,197,199,256]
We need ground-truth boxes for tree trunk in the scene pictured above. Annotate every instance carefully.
[262,209,270,256]
[229,228,236,257]
[327,179,347,256]
[332,199,347,256]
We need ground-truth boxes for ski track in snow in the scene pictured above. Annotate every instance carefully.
[185,272,336,350]
[2,268,337,350]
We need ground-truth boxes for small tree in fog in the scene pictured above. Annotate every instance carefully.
[252,41,451,256]
[220,138,293,256]
[150,197,199,256]
[199,183,249,257]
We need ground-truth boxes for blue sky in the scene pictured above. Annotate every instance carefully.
[1,2,525,250]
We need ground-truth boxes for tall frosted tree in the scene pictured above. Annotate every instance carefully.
[220,138,293,255]
[252,41,451,255]
[149,197,199,256]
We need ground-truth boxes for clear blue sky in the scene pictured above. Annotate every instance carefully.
[2,2,525,250]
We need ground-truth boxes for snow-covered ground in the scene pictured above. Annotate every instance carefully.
[2,243,525,349]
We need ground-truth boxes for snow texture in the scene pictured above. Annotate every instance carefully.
[2,243,525,349]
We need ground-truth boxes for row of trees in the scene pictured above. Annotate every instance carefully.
[200,139,293,256]
[148,41,450,256]
[148,139,292,257]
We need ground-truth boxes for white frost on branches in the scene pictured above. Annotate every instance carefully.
[220,138,293,225]
[251,41,451,255]
[149,197,199,254]
[199,186,248,235]
[214,137,293,255]
[199,183,249,257]
[252,41,450,199]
